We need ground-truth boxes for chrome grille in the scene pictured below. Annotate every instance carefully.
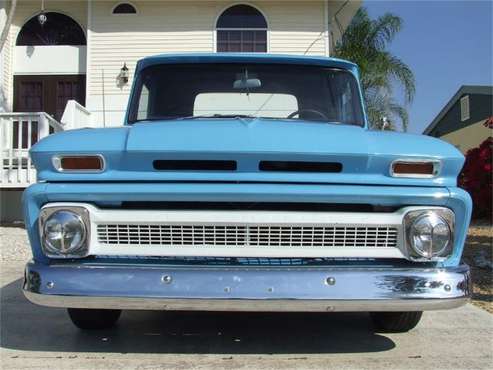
[97,224,399,248]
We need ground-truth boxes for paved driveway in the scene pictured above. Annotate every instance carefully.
[1,261,492,370]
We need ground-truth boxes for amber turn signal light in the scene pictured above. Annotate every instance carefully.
[53,155,104,172]
[391,160,439,178]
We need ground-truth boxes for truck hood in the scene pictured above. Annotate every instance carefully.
[31,118,465,187]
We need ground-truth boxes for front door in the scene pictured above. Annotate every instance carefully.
[12,75,85,149]
[14,74,86,121]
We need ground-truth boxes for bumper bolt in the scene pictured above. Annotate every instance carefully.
[46,281,55,289]
[326,277,336,286]
[161,275,172,284]
[224,287,231,293]
[444,284,451,292]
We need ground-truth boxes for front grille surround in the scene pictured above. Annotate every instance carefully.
[40,202,425,260]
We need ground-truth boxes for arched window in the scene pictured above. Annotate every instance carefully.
[112,3,137,15]
[216,5,267,52]
[16,12,86,46]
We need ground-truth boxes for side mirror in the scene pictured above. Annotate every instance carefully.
[380,116,389,130]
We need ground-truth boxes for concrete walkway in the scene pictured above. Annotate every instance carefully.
[1,260,492,370]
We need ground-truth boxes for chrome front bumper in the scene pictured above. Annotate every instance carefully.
[23,262,471,312]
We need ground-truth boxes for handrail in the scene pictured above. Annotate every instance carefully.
[71,100,91,115]
[61,100,92,129]
[44,113,65,131]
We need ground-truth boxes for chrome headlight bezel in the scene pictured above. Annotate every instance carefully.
[403,208,455,261]
[39,206,90,258]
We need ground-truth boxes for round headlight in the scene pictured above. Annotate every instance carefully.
[408,213,451,258]
[43,210,87,256]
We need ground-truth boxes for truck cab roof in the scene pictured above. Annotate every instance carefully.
[136,53,359,75]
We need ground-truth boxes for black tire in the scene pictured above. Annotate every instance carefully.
[370,311,423,333]
[67,308,121,330]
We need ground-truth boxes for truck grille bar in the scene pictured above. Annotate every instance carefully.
[97,224,399,248]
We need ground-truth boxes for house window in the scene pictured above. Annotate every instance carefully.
[16,12,86,46]
[112,3,137,15]
[460,95,470,122]
[216,5,267,52]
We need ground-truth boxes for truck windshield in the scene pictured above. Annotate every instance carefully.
[128,63,364,126]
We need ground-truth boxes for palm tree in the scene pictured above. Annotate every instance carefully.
[334,8,415,131]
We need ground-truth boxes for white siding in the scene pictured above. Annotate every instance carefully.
[87,1,327,125]
[266,1,326,55]
[88,0,217,109]
[88,0,218,125]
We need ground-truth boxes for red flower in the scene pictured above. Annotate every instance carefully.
[459,137,493,221]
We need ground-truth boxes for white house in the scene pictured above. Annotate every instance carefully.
[0,0,360,222]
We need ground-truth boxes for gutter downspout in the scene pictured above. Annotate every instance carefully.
[330,0,350,52]
[334,0,350,36]
[324,0,330,56]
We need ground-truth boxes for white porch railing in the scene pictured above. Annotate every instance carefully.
[0,112,64,188]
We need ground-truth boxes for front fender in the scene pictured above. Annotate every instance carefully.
[446,186,473,266]
[22,183,49,263]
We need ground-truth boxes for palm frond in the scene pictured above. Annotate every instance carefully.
[386,55,415,103]
[364,88,409,131]
[369,13,402,50]
[334,7,415,131]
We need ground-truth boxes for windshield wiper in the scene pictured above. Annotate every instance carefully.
[176,114,258,120]
[131,114,258,124]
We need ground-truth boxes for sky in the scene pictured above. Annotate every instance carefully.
[364,0,493,133]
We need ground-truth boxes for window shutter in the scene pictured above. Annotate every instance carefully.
[460,95,470,122]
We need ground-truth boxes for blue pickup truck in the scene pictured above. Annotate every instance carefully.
[23,53,471,332]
